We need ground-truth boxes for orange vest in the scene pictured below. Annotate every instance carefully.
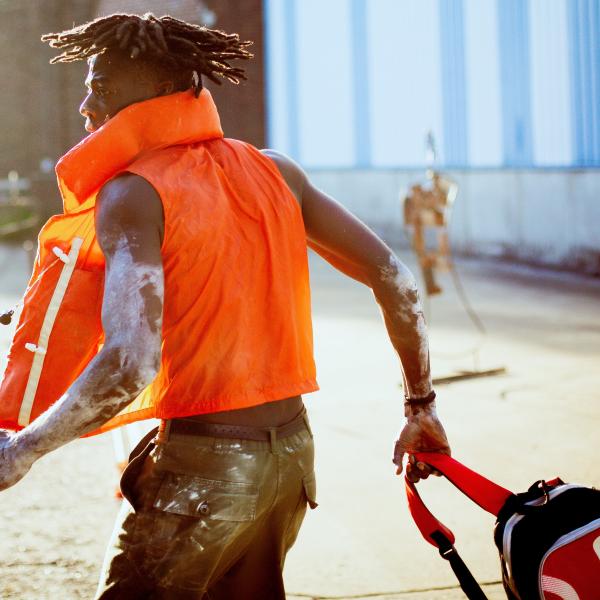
[0,90,318,435]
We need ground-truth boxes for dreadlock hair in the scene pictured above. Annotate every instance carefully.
[41,13,253,96]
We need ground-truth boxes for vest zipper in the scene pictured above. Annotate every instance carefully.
[18,237,84,426]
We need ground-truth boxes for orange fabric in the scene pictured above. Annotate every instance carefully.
[0,89,317,434]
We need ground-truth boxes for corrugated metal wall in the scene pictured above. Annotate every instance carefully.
[265,0,599,169]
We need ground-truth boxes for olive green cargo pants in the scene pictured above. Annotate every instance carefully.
[95,417,316,599]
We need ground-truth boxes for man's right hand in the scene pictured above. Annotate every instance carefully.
[0,430,36,491]
[393,403,451,483]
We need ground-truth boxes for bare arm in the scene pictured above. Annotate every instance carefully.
[263,149,431,395]
[0,174,164,490]
[263,150,450,479]
[262,150,371,285]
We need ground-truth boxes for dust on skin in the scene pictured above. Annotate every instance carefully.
[373,254,449,481]
[376,254,433,398]
[0,233,164,491]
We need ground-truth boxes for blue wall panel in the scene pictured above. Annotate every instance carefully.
[464,0,503,167]
[439,0,468,167]
[282,0,300,160]
[264,0,588,169]
[350,0,371,167]
[569,0,600,166]
[264,0,295,154]
[498,0,534,166]
[368,0,444,167]
[295,0,355,167]
[529,0,573,166]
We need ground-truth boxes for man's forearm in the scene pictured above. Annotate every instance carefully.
[16,344,157,460]
[370,254,432,398]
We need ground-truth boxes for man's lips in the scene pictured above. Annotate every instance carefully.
[84,115,99,132]
[84,115,110,133]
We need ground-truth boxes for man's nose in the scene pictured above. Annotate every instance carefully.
[79,95,95,119]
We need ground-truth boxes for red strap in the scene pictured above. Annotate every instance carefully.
[405,478,455,547]
[413,452,513,516]
[405,453,515,549]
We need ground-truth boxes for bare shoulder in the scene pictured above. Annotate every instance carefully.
[96,173,164,250]
[260,149,306,205]
[97,173,162,224]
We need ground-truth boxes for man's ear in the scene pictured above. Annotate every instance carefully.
[156,80,175,96]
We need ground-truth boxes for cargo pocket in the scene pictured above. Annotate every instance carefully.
[153,473,259,521]
[302,471,318,509]
[140,473,260,590]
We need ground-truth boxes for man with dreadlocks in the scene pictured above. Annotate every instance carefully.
[0,12,450,600]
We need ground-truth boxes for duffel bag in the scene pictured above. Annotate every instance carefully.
[405,452,600,599]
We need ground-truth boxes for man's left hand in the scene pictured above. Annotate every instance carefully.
[0,430,35,491]
[393,403,451,483]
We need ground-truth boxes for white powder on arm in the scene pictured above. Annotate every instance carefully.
[0,174,165,490]
[375,254,433,399]
[15,235,164,460]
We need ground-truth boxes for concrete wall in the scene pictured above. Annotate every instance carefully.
[307,168,600,274]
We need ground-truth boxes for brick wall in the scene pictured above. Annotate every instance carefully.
[95,0,266,147]
[0,0,264,193]
[201,0,266,148]
[0,1,95,179]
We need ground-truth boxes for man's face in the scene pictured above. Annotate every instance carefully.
[80,52,167,133]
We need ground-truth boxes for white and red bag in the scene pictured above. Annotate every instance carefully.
[406,453,600,599]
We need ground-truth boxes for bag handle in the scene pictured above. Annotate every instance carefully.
[411,452,514,517]
[405,454,514,600]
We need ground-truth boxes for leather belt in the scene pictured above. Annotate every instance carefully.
[162,408,310,442]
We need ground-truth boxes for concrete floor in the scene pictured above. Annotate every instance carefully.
[0,243,598,599]
[285,250,600,599]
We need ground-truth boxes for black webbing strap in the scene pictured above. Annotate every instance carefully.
[430,531,489,600]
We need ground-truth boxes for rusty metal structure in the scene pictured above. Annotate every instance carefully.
[402,169,458,296]
[402,134,506,385]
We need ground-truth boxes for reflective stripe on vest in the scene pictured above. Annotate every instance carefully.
[18,237,84,426]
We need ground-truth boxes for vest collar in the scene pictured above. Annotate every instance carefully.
[56,89,224,214]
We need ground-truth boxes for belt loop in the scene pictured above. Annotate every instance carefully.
[269,428,278,454]
[158,419,172,444]
[302,412,313,438]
